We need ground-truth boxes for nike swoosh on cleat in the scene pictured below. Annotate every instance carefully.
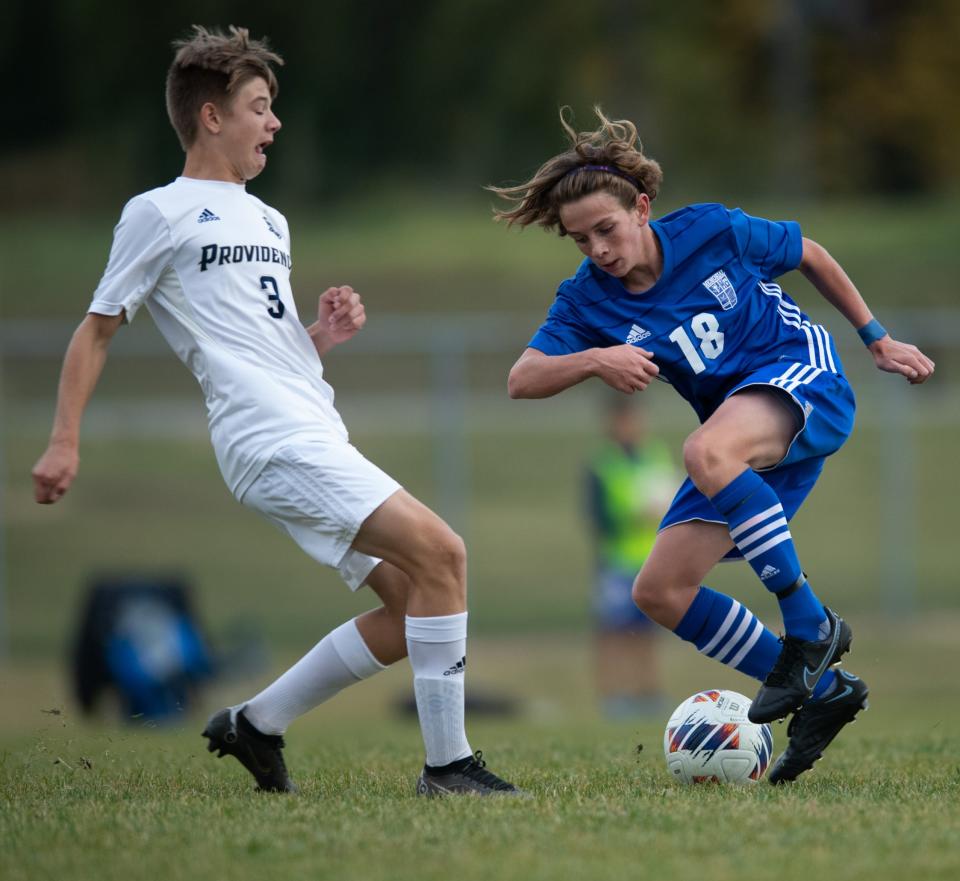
[802,623,841,691]
[824,685,854,703]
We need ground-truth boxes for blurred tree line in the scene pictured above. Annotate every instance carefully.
[4,0,959,211]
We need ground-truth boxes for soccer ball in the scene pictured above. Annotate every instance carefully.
[663,689,773,784]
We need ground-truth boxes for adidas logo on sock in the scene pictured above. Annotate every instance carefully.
[442,656,466,676]
[197,208,220,223]
[760,564,780,581]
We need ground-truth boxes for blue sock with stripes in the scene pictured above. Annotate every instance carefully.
[711,469,827,642]
[674,586,835,698]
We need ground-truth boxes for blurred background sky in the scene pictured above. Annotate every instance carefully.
[1,0,957,674]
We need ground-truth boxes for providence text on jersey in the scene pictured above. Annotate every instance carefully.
[199,242,292,272]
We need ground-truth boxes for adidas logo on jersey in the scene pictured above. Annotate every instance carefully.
[760,564,780,581]
[197,208,220,223]
[626,324,651,345]
[442,656,467,676]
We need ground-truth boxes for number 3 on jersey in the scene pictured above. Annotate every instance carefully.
[668,312,724,374]
[261,275,285,319]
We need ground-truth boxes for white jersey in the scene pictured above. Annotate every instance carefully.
[89,176,349,499]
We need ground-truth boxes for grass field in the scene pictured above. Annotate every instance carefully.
[3,625,959,881]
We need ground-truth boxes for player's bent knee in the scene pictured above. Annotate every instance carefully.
[355,491,465,586]
[681,431,708,479]
[408,521,465,577]
[632,570,696,627]
[399,522,467,609]
[682,430,731,488]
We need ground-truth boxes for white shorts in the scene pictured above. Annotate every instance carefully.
[240,441,402,590]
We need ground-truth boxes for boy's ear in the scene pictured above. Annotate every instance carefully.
[636,192,650,221]
[198,101,223,136]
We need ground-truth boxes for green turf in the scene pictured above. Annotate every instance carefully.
[2,629,958,881]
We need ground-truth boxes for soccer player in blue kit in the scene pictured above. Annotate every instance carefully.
[490,109,935,782]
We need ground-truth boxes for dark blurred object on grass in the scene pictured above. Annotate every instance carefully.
[71,574,216,723]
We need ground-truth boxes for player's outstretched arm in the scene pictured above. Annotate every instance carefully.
[798,237,935,384]
[508,345,659,399]
[307,285,367,358]
[32,312,124,504]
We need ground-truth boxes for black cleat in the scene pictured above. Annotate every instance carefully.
[416,750,520,797]
[202,706,298,793]
[768,670,869,784]
[749,608,852,723]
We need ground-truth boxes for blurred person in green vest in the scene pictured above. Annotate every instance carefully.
[586,396,677,718]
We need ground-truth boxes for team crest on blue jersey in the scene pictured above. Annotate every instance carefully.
[626,324,651,344]
[702,270,737,310]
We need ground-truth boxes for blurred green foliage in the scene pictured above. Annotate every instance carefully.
[4,0,960,211]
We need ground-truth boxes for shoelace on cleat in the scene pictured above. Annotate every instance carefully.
[763,637,806,688]
[237,719,290,775]
[461,751,514,790]
[785,711,802,738]
[237,714,286,750]
[262,737,289,774]
[787,700,850,743]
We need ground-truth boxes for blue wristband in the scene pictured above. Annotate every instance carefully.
[857,318,887,346]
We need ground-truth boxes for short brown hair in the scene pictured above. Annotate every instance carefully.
[165,25,284,150]
[488,107,663,234]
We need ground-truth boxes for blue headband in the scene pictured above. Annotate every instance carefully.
[562,163,642,192]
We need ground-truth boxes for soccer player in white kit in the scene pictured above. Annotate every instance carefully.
[31,25,516,797]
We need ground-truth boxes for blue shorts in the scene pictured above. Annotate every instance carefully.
[659,362,856,561]
[594,566,656,631]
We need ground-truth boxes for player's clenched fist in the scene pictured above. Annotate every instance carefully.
[318,285,366,344]
[868,337,935,385]
[593,344,660,393]
[32,443,79,504]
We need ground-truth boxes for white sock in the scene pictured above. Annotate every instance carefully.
[406,612,472,768]
[242,618,386,734]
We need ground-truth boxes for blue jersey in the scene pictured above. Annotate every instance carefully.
[529,203,843,423]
